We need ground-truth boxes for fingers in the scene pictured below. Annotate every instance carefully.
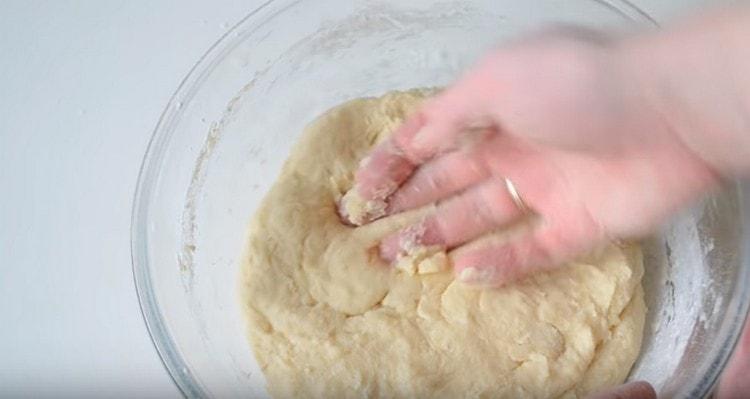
[398,80,490,161]
[387,148,490,214]
[353,115,426,201]
[380,178,524,261]
[342,76,492,225]
[586,381,657,399]
[452,218,599,286]
[338,117,424,226]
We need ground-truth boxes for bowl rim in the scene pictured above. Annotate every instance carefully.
[130,1,747,397]
[130,1,279,396]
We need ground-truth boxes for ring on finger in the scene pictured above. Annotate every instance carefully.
[504,177,529,214]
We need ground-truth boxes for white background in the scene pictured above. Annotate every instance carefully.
[0,0,715,397]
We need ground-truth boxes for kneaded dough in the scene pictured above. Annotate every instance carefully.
[240,90,646,399]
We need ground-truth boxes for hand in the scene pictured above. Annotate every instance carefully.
[587,381,656,399]
[588,314,749,398]
[342,30,718,286]
[716,314,750,399]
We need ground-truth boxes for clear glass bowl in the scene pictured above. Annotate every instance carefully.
[131,1,750,397]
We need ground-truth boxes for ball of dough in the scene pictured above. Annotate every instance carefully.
[240,90,645,399]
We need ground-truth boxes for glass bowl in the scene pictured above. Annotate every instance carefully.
[131,0,750,397]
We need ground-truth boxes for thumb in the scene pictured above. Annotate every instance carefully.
[586,381,657,399]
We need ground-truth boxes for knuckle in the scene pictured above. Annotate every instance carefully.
[478,181,517,223]
[424,167,450,192]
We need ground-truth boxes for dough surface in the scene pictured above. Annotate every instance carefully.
[240,90,646,399]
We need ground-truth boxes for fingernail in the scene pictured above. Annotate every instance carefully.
[457,266,498,285]
[358,155,371,168]
[398,223,426,253]
[338,186,387,226]
[379,222,427,263]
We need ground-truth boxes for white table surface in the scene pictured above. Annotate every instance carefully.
[0,0,714,397]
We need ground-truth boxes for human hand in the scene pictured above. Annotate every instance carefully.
[587,381,656,399]
[338,8,750,397]
[340,30,718,286]
[588,314,749,398]
[716,314,750,399]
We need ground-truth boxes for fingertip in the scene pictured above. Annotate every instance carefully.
[379,218,448,265]
[337,185,388,226]
[336,197,357,227]
[632,381,658,399]
[378,234,401,263]
[452,245,523,287]
[587,381,656,399]
[454,264,503,287]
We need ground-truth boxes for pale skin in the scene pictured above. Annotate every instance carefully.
[342,6,750,399]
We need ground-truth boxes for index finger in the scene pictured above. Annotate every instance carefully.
[341,78,490,225]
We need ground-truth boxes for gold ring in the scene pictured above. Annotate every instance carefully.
[504,177,529,214]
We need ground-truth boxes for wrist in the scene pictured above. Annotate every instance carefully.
[615,8,750,175]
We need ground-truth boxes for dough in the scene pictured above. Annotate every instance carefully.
[240,90,646,399]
